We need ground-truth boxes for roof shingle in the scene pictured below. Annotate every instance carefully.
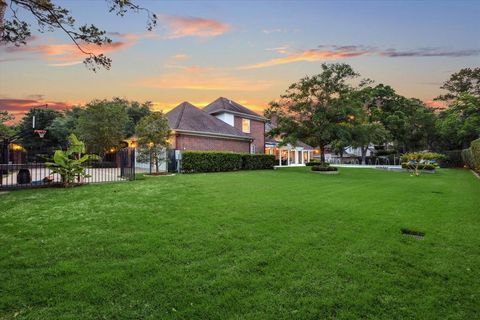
[203,97,265,120]
[166,102,252,139]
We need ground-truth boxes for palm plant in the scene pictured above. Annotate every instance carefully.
[46,134,99,187]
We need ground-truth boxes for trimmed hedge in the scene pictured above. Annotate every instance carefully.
[242,154,276,170]
[181,151,275,173]
[462,138,480,173]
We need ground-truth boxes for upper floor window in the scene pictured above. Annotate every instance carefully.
[242,118,250,133]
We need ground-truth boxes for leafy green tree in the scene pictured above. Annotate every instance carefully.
[361,85,436,152]
[1,0,156,71]
[76,100,128,155]
[16,107,62,155]
[0,110,14,139]
[435,94,480,149]
[135,112,171,173]
[351,122,389,165]
[436,67,480,101]
[47,106,84,147]
[266,63,359,162]
[124,99,151,137]
[434,68,480,150]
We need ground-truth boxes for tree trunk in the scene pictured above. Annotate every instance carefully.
[155,153,159,173]
[361,146,367,165]
[320,145,326,163]
[339,148,344,164]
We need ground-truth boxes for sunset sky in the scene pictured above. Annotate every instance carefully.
[1,0,479,122]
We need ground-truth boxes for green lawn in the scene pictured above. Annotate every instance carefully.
[1,168,479,319]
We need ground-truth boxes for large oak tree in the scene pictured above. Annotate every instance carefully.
[266,63,360,162]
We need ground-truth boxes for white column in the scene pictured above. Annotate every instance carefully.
[279,150,282,166]
[295,150,298,164]
[287,150,290,165]
[308,151,311,162]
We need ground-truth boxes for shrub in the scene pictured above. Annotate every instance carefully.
[181,151,275,173]
[400,152,444,176]
[241,154,276,170]
[181,151,242,173]
[311,163,338,171]
[462,138,480,173]
[306,160,322,166]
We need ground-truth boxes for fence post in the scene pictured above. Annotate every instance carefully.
[130,147,136,180]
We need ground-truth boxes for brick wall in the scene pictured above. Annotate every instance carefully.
[174,134,250,153]
[233,116,265,153]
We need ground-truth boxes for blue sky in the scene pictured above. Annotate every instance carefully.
[1,0,479,120]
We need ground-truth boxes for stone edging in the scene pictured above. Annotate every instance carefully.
[471,170,480,180]
[312,170,339,175]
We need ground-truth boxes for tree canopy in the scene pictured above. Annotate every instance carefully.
[0,110,14,139]
[135,111,171,173]
[435,68,480,150]
[76,100,129,154]
[17,107,62,155]
[266,63,360,162]
[436,67,480,101]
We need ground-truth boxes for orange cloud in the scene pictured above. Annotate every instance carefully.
[161,15,230,38]
[6,41,131,64]
[425,100,446,109]
[136,66,272,91]
[0,98,80,123]
[2,32,152,66]
[240,48,370,69]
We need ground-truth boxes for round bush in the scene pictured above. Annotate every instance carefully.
[311,165,338,172]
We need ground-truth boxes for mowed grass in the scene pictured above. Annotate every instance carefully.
[1,168,479,319]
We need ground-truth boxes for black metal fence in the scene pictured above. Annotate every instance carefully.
[0,147,135,190]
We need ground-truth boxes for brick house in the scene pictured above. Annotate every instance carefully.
[166,98,266,153]
[203,97,266,154]
[137,97,313,171]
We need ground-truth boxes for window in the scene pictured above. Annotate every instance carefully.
[242,118,250,133]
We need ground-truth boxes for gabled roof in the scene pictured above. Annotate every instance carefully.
[203,97,266,121]
[166,102,252,140]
